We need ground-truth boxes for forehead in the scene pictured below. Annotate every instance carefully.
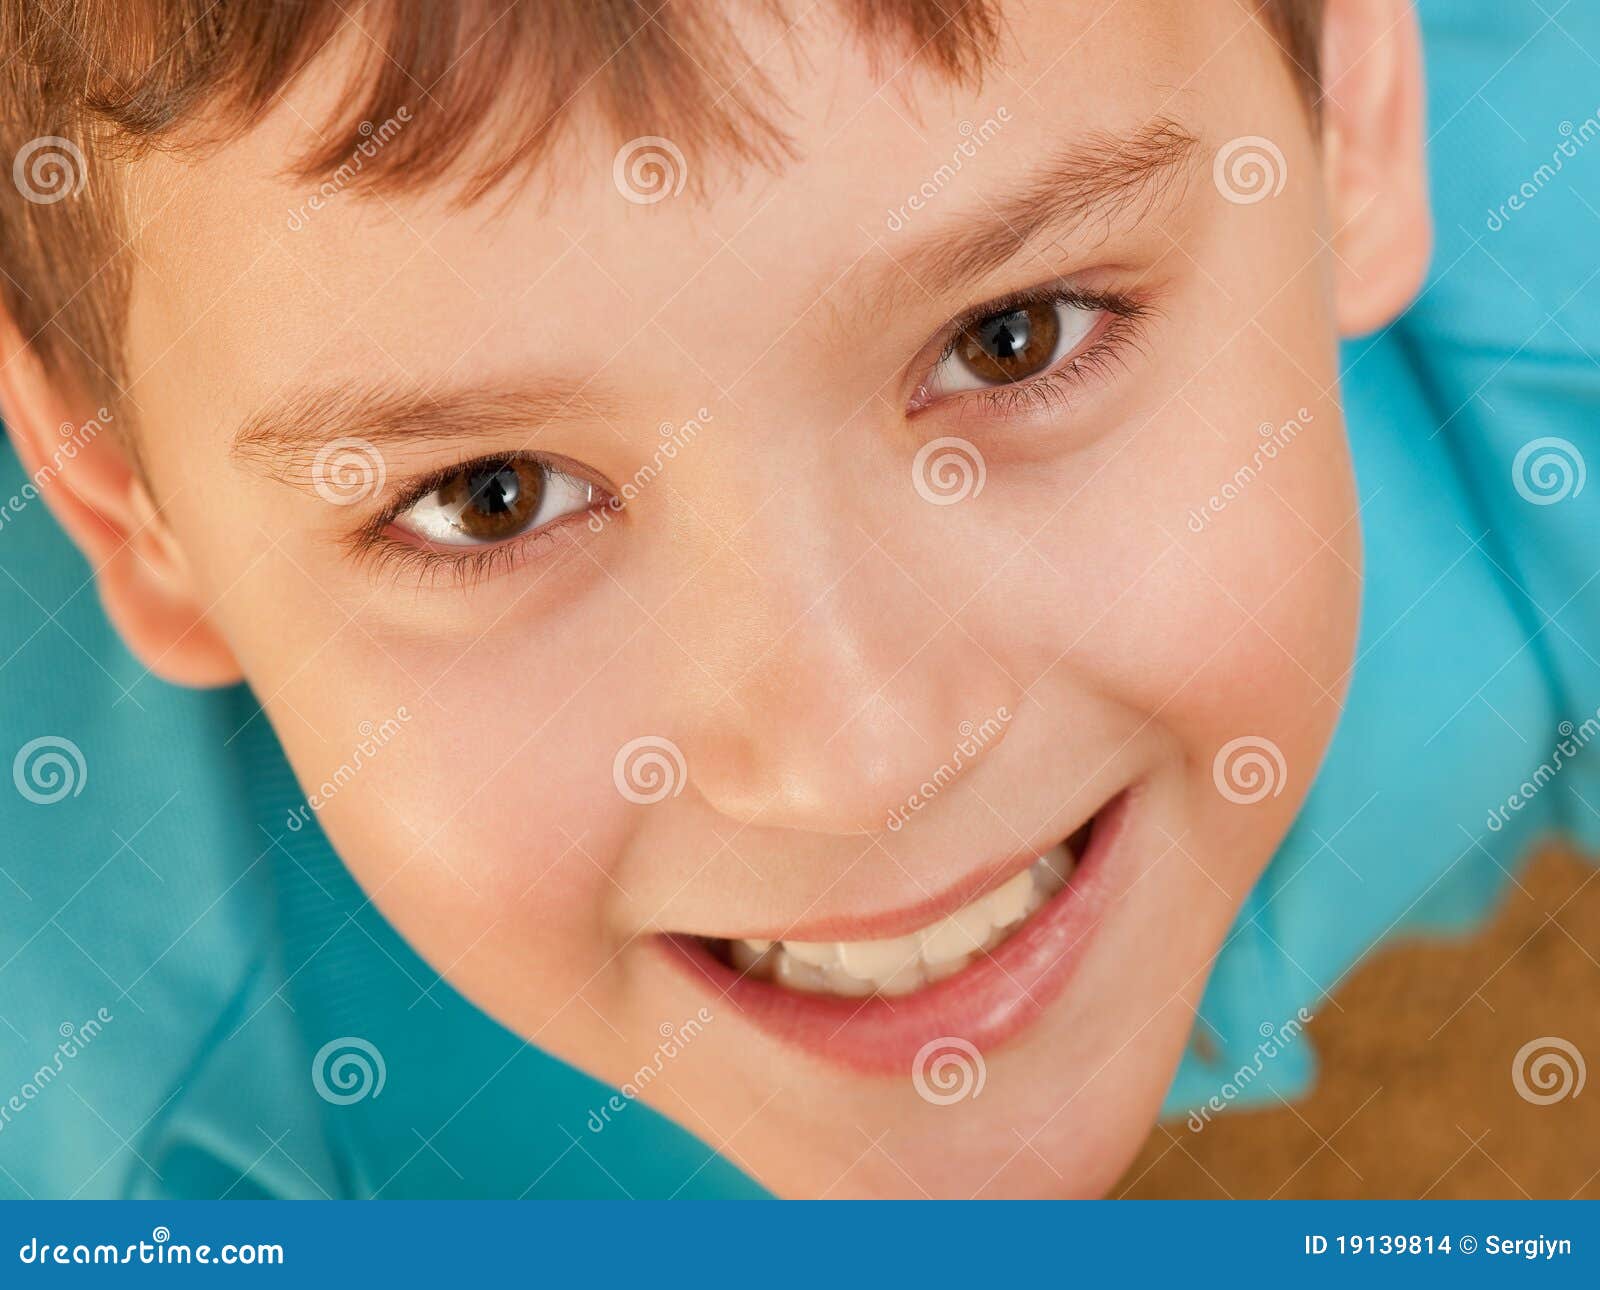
[122,0,1252,423]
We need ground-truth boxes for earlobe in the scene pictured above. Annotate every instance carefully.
[1320,0,1433,336]
[0,318,243,688]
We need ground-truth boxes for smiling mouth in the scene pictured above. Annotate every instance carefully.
[660,787,1134,1073]
[698,822,1090,1000]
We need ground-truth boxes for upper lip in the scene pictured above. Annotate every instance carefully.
[656,787,1138,1075]
[685,810,1096,946]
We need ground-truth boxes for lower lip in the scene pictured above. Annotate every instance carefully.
[656,788,1135,1075]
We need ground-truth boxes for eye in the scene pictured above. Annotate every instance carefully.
[392,457,596,547]
[914,293,1112,408]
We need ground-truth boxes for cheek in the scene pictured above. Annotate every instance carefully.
[982,402,1356,695]
[969,367,1359,878]
[198,556,641,995]
[273,676,631,1034]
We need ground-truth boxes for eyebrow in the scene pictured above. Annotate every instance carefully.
[869,117,1201,307]
[234,120,1199,482]
[231,380,622,486]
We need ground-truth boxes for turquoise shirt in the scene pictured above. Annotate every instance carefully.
[3,0,1598,1198]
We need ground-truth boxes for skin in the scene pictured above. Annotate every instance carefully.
[1,0,1430,1196]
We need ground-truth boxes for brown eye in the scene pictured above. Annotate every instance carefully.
[956,301,1063,384]
[391,456,597,548]
[438,460,545,541]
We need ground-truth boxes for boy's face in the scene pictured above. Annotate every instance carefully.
[119,0,1359,1196]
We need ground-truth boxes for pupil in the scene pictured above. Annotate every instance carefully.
[955,300,1061,385]
[467,464,520,515]
[981,309,1030,359]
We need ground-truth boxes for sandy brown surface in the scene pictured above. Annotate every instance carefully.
[1119,846,1600,1198]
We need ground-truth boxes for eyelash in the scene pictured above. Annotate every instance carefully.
[343,285,1150,589]
[925,285,1151,417]
[345,456,606,590]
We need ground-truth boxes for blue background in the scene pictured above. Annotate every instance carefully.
[2,0,1599,1198]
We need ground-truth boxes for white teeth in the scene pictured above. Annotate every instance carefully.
[728,940,774,974]
[876,959,926,996]
[773,952,828,992]
[985,868,1034,928]
[781,939,839,968]
[821,965,876,997]
[726,844,1077,999]
[918,904,987,961]
[837,934,919,978]
[924,954,968,983]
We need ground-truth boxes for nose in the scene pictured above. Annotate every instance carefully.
[672,527,1016,836]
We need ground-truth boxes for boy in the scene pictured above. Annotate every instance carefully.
[4,0,1577,1199]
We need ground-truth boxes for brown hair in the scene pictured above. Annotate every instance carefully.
[0,0,1321,413]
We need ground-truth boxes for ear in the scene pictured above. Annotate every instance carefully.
[0,317,242,688]
[1319,0,1432,336]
